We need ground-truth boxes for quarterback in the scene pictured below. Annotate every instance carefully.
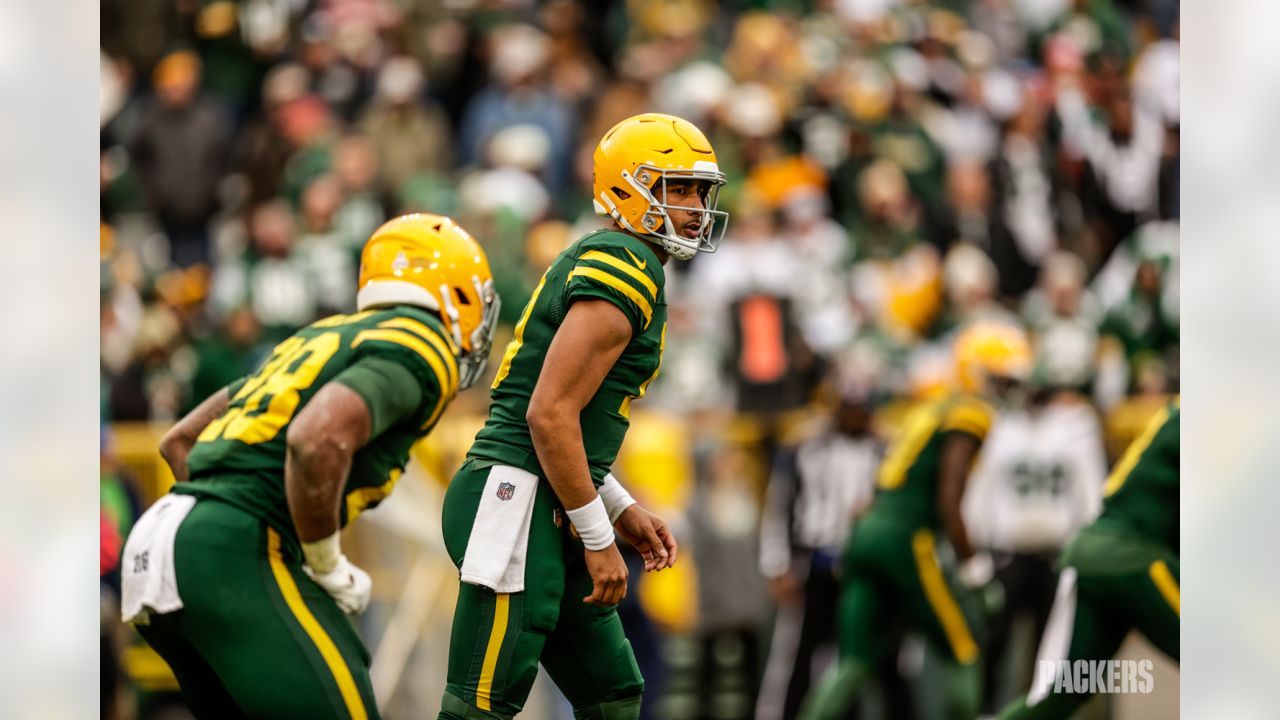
[436,113,728,720]
[800,323,1034,720]
[999,398,1179,718]
[120,215,500,719]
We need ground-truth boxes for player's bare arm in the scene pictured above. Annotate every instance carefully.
[158,386,232,483]
[285,382,373,543]
[527,298,634,606]
[937,431,982,561]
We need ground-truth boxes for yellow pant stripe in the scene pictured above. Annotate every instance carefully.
[266,528,368,720]
[578,250,658,299]
[476,593,511,711]
[1149,560,1180,616]
[567,267,653,327]
[911,529,979,665]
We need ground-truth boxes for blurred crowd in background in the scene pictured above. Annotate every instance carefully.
[100,0,1179,718]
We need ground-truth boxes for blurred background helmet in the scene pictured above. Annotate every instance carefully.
[954,321,1033,393]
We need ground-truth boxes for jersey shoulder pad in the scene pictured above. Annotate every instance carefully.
[348,307,460,406]
[563,231,665,332]
[940,393,996,440]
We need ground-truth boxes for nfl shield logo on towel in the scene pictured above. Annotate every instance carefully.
[496,482,516,501]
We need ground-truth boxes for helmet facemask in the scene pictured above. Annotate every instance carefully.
[616,163,728,261]
[450,275,501,390]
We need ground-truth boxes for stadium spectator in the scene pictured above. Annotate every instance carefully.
[130,51,232,268]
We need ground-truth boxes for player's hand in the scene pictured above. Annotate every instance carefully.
[304,554,373,615]
[956,552,994,590]
[957,552,1005,615]
[614,504,678,571]
[767,573,803,607]
[583,543,628,606]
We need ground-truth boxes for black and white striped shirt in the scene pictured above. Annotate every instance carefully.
[759,429,881,578]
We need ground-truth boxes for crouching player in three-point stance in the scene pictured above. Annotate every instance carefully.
[800,323,1034,720]
[998,398,1178,719]
[437,113,728,720]
[120,215,501,719]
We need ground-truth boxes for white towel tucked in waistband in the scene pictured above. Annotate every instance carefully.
[459,465,539,593]
[121,493,197,624]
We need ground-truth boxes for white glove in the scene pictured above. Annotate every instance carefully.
[301,532,371,615]
[957,552,995,590]
[304,554,372,615]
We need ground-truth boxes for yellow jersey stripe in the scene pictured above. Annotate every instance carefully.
[492,272,548,389]
[266,529,368,720]
[352,328,457,396]
[567,267,654,327]
[877,407,940,490]
[310,310,378,329]
[620,321,666,419]
[578,250,658,299]
[942,417,990,439]
[352,329,455,429]
[911,530,979,665]
[476,593,511,711]
[1149,560,1180,616]
[1103,404,1170,497]
[421,390,450,430]
[377,317,459,387]
[345,468,403,524]
[942,406,992,437]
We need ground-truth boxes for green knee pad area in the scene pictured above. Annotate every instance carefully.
[570,694,642,720]
[796,661,868,720]
[438,691,512,720]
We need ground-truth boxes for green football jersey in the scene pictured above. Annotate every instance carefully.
[176,306,459,547]
[1095,398,1179,551]
[468,229,667,485]
[866,393,997,529]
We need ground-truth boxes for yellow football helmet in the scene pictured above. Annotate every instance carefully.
[357,214,501,389]
[953,322,1033,394]
[592,112,728,260]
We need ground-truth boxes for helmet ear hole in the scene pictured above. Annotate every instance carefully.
[454,286,471,305]
[611,186,631,201]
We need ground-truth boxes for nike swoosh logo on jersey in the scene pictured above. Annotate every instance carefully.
[624,248,647,270]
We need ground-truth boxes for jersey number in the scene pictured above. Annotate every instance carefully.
[198,332,342,445]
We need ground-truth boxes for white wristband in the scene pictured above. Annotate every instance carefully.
[598,473,636,525]
[302,531,341,574]
[565,496,614,551]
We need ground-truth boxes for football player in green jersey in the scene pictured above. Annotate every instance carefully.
[435,113,728,720]
[799,323,1034,720]
[119,214,501,720]
[998,398,1178,719]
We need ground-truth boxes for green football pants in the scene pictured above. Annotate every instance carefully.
[134,498,379,720]
[437,460,644,720]
[998,525,1179,719]
[799,515,984,720]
